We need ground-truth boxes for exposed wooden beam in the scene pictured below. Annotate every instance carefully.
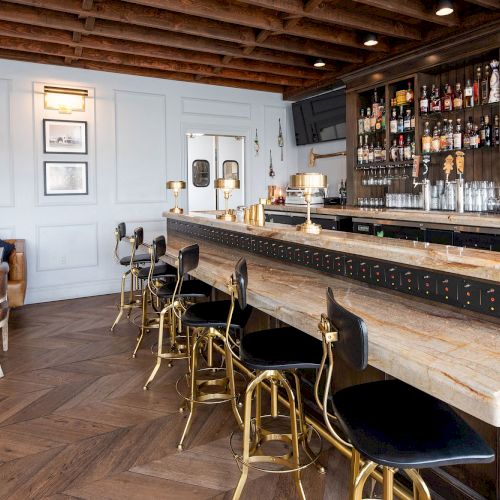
[0,3,331,69]
[234,0,422,39]
[0,34,306,86]
[351,0,459,26]
[303,0,324,13]
[464,0,500,8]
[0,46,285,93]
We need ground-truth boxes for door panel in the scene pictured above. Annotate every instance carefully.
[187,135,215,212]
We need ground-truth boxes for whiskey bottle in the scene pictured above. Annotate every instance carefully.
[493,114,499,147]
[404,136,412,160]
[420,85,429,114]
[358,109,365,135]
[364,108,371,134]
[370,107,376,132]
[363,135,369,163]
[453,83,463,110]
[482,65,490,105]
[443,83,454,111]
[404,109,411,131]
[479,116,486,147]
[440,121,447,151]
[464,118,473,149]
[372,89,380,120]
[432,125,441,153]
[422,121,432,153]
[406,81,414,104]
[380,98,386,130]
[357,135,364,164]
[453,118,462,150]
[471,124,480,149]
[410,111,415,130]
[398,134,404,160]
[397,106,404,133]
[390,139,398,162]
[484,115,491,147]
[474,66,481,105]
[374,142,382,162]
[390,108,397,134]
[465,79,474,108]
[446,119,454,151]
[431,84,442,112]
[368,141,374,162]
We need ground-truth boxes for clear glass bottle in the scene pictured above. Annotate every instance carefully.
[390,139,398,162]
[438,121,447,151]
[363,135,369,163]
[420,85,429,114]
[465,79,474,108]
[390,108,397,134]
[453,118,462,150]
[471,124,480,149]
[404,109,411,131]
[368,141,374,162]
[357,135,364,164]
[493,114,499,147]
[398,134,404,160]
[446,119,454,150]
[358,108,365,135]
[484,115,491,147]
[406,81,414,103]
[397,106,404,133]
[474,66,481,105]
[370,105,376,132]
[453,83,463,110]
[432,125,441,153]
[364,108,371,134]
[404,135,412,160]
[482,65,490,105]
[422,121,432,153]
[410,111,415,130]
[374,142,382,162]
[380,98,386,130]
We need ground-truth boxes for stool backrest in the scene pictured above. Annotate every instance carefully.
[178,244,199,277]
[133,227,144,249]
[153,236,166,262]
[326,287,368,371]
[234,258,248,310]
[117,222,126,240]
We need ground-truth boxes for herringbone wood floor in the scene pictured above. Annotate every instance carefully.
[0,294,351,500]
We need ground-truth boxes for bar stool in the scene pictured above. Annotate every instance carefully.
[316,287,495,500]
[110,224,150,332]
[143,243,212,389]
[176,261,253,450]
[225,258,324,500]
[0,262,9,378]
[132,236,177,357]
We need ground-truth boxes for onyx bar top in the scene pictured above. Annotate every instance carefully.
[265,204,500,230]
[161,213,500,426]
[163,211,500,283]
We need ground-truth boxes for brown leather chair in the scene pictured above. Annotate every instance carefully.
[5,239,26,308]
[0,262,9,377]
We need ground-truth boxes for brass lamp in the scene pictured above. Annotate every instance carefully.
[214,178,240,221]
[166,180,186,214]
[289,172,327,234]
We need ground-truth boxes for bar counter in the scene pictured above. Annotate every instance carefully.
[162,212,500,427]
[265,204,500,230]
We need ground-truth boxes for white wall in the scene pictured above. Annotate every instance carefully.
[0,58,296,304]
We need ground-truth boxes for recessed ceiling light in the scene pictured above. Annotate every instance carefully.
[314,58,325,68]
[436,0,453,16]
[363,33,378,47]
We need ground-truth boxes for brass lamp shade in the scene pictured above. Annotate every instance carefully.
[214,178,240,190]
[166,180,186,214]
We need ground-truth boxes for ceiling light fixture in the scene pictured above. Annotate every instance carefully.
[363,33,378,47]
[435,0,454,16]
[313,58,326,68]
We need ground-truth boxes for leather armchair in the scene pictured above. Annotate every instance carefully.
[6,239,27,308]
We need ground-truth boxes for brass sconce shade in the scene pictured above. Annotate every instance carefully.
[44,86,88,113]
[166,180,186,214]
[214,178,240,221]
[289,172,327,234]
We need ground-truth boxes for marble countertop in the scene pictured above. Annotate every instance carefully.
[264,205,500,230]
[164,212,500,283]
[161,230,500,426]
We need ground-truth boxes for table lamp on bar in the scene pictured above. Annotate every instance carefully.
[289,172,327,234]
[166,181,186,214]
[214,178,240,222]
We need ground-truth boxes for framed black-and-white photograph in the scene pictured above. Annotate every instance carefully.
[43,119,87,154]
[44,161,88,196]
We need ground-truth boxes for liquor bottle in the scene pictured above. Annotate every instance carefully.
[465,79,474,108]
[443,83,453,111]
[474,66,481,105]
[432,125,441,153]
[471,124,480,149]
[364,108,371,134]
[493,114,499,147]
[390,108,397,134]
[370,106,376,132]
[479,116,486,147]
[404,109,411,131]
[358,109,365,135]
[368,141,374,162]
[431,84,442,112]
[446,119,454,150]
[484,115,491,147]
[380,98,386,129]
[489,60,499,103]
[357,135,364,164]
[389,139,397,162]
[422,121,432,153]
[411,140,415,159]
[482,65,490,105]
[420,85,429,114]
[363,135,369,163]
[406,81,414,104]
[453,83,463,110]
[372,89,380,120]
[464,118,473,149]
[374,142,382,162]
[398,134,404,160]
[404,135,412,160]
[410,111,415,130]
[453,118,462,150]
[397,106,404,133]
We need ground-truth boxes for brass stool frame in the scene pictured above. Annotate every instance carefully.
[316,314,432,500]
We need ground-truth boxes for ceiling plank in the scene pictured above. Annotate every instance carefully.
[463,0,500,8]
[0,3,334,69]
[234,0,422,39]
[351,0,459,26]
[303,0,324,12]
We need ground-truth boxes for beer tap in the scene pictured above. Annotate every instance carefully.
[413,155,431,211]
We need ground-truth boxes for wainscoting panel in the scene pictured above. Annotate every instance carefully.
[0,79,13,207]
[182,97,251,119]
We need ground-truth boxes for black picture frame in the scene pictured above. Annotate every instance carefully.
[43,119,88,154]
[43,161,89,196]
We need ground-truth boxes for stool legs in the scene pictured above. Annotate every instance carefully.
[1,310,8,352]
[132,287,149,358]
[406,469,431,500]
[353,460,378,500]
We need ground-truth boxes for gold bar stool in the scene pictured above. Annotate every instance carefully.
[225,258,324,500]
[143,243,211,390]
[316,287,495,500]
[175,255,252,451]
[110,224,150,332]
[132,236,177,358]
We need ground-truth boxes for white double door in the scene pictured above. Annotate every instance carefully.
[187,134,244,212]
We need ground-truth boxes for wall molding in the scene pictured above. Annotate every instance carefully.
[0,78,14,207]
[181,97,251,119]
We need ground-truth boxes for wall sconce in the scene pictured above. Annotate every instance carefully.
[166,180,186,214]
[44,86,88,114]
[214,178,240,221]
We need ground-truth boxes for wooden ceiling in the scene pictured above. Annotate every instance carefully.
[0,0,498,99]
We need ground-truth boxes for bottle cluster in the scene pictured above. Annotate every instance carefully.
[357,136,386,164]
[421,115,499,154]
[357,88,385,135]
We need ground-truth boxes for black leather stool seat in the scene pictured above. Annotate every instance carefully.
[137,263,177,280]
[120,254,150,266]
[240,327,322,371]
[156,279,212,298]
[182,300,252,330]
[333,379,495,469]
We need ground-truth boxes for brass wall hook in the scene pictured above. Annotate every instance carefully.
[308,148,346,168]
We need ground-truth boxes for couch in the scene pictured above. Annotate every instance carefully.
[5,239,26,308]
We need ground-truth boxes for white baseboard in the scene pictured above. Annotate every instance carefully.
[25,278,120,304]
